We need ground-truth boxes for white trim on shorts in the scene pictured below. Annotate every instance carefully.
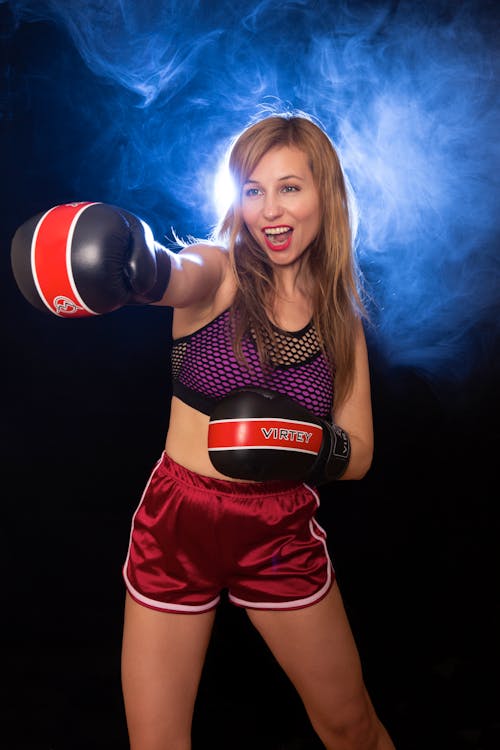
[228,483,335,611]
[123,568,221,613]
[122,471,333,614]
[122,455,221,614]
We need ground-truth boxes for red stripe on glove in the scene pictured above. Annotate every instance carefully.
[208,418,323,454]
[33,202,97,317]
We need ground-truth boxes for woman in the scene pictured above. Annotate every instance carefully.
[122,114,395,749]
[10,112,396,749]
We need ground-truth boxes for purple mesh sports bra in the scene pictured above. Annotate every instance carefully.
[171,308,334,419]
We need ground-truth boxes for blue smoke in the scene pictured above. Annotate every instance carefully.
[4,0,500,390]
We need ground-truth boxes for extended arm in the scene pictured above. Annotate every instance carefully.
[10,202,227,317]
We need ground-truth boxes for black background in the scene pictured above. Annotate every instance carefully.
[1,1,499,748]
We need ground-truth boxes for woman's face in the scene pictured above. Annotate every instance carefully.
[240,145,321,268]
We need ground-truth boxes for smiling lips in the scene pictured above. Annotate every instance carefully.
[262,225,293,251]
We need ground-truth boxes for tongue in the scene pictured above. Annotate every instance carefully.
[269,230,291,245]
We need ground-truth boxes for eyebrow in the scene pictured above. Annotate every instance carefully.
[243,174,305,184]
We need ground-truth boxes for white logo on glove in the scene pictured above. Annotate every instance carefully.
[261,427,313,444]
[53,295,84,315]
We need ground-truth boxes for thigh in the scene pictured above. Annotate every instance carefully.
[246,583,367,723]
[121,593,216,750]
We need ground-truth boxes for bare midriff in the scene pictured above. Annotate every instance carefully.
[164,395,255,482]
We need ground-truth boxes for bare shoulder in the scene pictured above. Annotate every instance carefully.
[354,315,368,348]
[163,242,232,310]
[176,241,229,263]
[169,243,236,337]
[173,241,230,280]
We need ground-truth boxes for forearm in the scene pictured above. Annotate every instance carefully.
[337,431,373,480]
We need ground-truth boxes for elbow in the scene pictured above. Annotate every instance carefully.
[349,456,372,480]
[343,443,373,481]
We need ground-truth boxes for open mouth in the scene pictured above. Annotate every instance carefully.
[262,226,293,251]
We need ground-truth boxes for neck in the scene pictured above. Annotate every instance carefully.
[273,262,311,302]
[268,268,314,330]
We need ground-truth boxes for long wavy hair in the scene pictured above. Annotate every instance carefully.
[214,112,367,409]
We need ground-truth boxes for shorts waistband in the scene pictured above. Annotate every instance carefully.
[160,451,304,497]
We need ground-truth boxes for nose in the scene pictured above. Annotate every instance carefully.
[262,193,283,221]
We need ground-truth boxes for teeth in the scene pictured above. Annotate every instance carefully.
[264,227,291,235]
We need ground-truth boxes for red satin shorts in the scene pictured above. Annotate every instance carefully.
[123,452,334,613]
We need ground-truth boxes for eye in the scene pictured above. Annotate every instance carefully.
[243,186,262,198]
[281,184,300,193]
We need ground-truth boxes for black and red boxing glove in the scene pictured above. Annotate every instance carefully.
[208,387,351,485]
[10,202,171,317]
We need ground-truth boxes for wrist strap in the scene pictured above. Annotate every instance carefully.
[130,245,171,304]
[147,245,172,302]
[307,422,351,485]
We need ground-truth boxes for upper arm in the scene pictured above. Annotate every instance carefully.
[333,320,374,479]
[154,243,230,309]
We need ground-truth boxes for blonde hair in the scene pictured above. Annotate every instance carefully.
[215,112,367,409]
